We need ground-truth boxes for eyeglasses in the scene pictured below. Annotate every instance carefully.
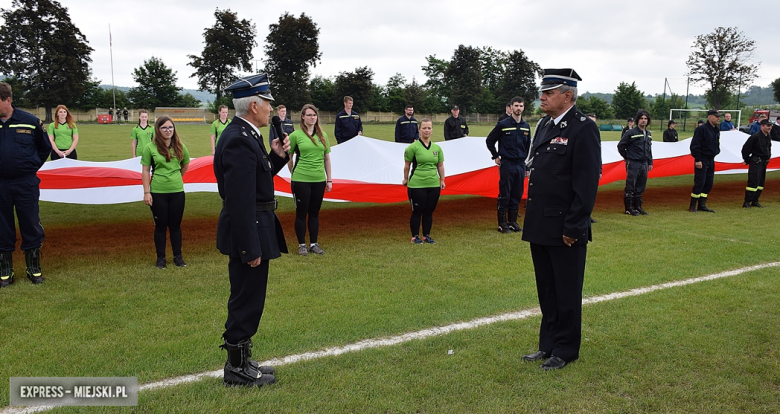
[160,126,174,131]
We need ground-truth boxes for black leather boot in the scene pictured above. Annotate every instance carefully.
[742,191,752,208]
[24,248,43,284]
[507,210,521,232]
[752,189,764,208]
[697,197,715,213]
[688,197,698,212]
[497,210,511,233]
[625,196,639,216]
[0,251,13,288]
[634,196,648,215]
[220,339,276,387]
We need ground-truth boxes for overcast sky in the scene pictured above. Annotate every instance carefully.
[3,0,779,99]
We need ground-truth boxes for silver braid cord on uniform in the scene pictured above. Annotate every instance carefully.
[525,117,550,169]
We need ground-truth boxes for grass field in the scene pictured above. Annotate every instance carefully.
[1,123,779,413]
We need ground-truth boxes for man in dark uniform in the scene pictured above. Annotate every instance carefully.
[621,117,634,138]
[486,96,531,233]
[394,104,419,143]
[498,103,512,122]
[214,74,290,387]
[688,109,721,213]
[443,105,469,140]
[521,69,601,370]
[617,109,653,216]
[0,82,51,288]
[741,119,777,208]
[268,104,295,147]
[334,96,363,144]
[663,120,678,142]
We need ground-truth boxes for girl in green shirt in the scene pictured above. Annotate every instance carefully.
[141,116,190,269]
[288,104,332,256]
[403,118,445,244]
[47,104,79,160]
[131,109,154,157]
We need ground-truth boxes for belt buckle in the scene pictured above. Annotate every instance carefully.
[273,199,278,210]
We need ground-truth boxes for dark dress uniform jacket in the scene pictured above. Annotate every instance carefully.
[617,126,653,166]
[522,107,601,246]
[0,108,51,179]
[214,116,289,261]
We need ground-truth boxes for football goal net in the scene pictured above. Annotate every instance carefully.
[669,109,741,132]
[154,107,206,124]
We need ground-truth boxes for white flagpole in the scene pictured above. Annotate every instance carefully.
[110,24,117,123]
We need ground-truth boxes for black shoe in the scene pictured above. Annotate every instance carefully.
[498,225,512,233]
[156,257,166,269]
[0,274,13,288]
[590,218,597,223]
[522,350,549,362]
[173,256,187,267]
[508,222,522,232]
[742,202,751,208]
[688,197,698,213]
[540,356,569,370]
[751,201,764,208]
[0,251,13,287]
[221,339,277,388]
[697,198,715,213]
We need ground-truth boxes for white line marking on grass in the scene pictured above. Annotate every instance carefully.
[3,262,778,414]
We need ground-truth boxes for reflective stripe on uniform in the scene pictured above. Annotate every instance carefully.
[8,124,37,129]
[746,187,757,192]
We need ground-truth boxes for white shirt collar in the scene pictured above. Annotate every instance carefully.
[238,116,262,138]
[552,105,574,125]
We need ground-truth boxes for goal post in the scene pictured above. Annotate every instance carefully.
[669,108,741,132]
[154,107,206,124]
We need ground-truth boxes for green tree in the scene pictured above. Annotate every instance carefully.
[421,55,450,112]
[207,96,233,114]
[385,73,407,112]
[128,57,182,109]
[650,94,685,122]
[404,78,427,114]
[772,78,780,104]
[478,46,508,95]
[577,95,614,120]
[612,82,647,119]
[686,27,759,110]
[176,93,201,108]
[369,84,388,112]
[309,76,337,112]
[445,45,482,112]
[188,8,256,103]
[334,66,374,113]
[0,76,30,107]
[0,0,93,121]
[264,12,321,111]
[497,49,541,114]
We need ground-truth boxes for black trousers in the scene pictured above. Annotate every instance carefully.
[497,159,525,211]
[691,158,715,198]
[149,191,185,258]
[746,159,767,195]
[291,181,326,244]
[529,243,587,362]
[408,186,440,236]
[50,148,77,160]
[224,257,269,343]
[0,175,44,251]
[624,161,648,198]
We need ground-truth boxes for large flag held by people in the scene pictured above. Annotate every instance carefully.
[38,131,778,204]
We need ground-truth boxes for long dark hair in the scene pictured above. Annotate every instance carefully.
[153,116,184,162]
[299,104,328,148]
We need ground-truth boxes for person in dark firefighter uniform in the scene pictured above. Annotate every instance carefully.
[214,74,290,388]
[0,82,51,288]
[521,69,601,370]
[688,109,721,213]
[617,109,653,215]
[741,118,777,208]
[486,96,531,233]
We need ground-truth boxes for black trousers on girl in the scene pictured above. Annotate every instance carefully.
[150,191,185,258]
[408,186,440,236]
[50,148,77,160]
[291,181,326,244]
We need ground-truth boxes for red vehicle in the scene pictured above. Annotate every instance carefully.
[748,109,780,124]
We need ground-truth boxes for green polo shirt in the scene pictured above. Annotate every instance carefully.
[289,129,331,182]
[404,140,444,188]
[211,119,231,144]
[140,142,190,193]
[131,124,154,153]
[47,122,77,149]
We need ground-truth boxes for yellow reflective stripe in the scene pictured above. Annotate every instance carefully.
[757,186,763,190]
[339,115,351,118]
[700,193,708,198]
[631,134,643,139]
[519,128,529,131]
[691,193,700,198]
[501,127,515,131]
[9,124,36,128]
[746,187,757,192]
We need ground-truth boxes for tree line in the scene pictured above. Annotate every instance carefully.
[1,1,775,123]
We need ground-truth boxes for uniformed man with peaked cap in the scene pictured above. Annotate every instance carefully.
[520,68,601,370]
[214,73,290,387]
